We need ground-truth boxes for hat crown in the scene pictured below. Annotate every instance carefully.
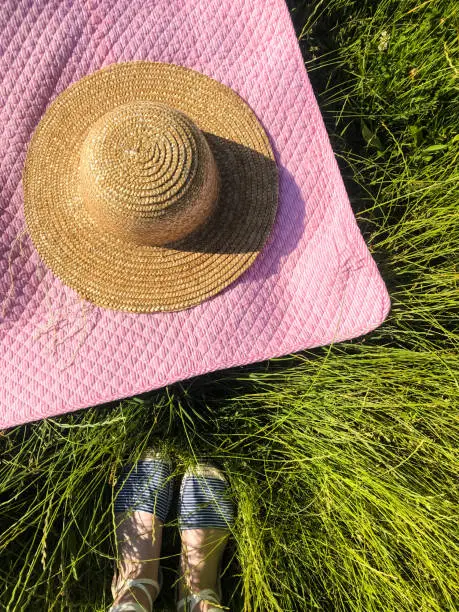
[79,102,219,245]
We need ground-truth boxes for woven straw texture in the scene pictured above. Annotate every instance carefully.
[0,0,390,429]
[23,63,278,312]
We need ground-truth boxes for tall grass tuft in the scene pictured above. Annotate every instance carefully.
[1,0,458,610]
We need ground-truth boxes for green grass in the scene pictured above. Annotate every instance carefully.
[1,0,458,610]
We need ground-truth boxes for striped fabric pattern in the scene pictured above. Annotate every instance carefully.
[114,459,172,523]
[179,474,235,530]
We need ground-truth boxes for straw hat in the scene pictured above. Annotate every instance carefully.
[23,61,278,312]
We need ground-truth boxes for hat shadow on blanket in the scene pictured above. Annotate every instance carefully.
[0,138,305,326]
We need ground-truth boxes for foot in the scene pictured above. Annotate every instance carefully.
[111,510,163,611]
[178,527,229,611]
[111,455,173,610]
[177,465,235,612]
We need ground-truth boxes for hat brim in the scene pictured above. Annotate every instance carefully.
[23,61,278,312]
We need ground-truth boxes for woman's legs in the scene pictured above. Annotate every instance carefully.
[112,511,163,609]
[111,461,233,612]
[179,528,230,612]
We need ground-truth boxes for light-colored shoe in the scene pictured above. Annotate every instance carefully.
[176,586,223,612]
[110,576,160,612]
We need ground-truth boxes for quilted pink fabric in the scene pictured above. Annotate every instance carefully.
[0,0,390,429]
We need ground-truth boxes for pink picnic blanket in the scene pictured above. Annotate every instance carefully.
[0,0,390,429]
